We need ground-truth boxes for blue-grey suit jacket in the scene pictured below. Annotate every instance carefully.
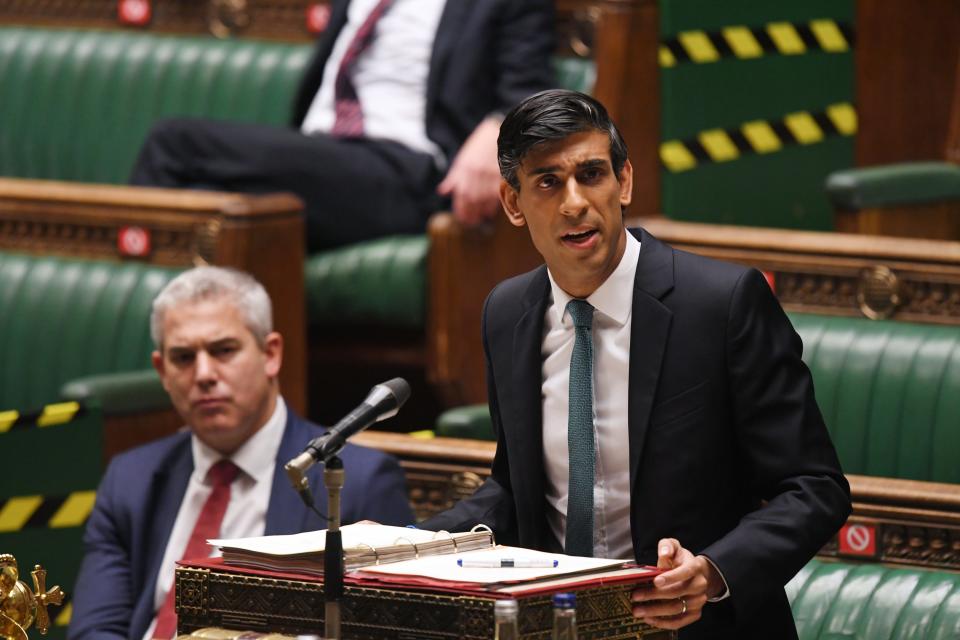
[68,410,412,640]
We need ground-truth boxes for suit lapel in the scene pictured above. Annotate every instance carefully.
[266,412,316,535]
[511,267,551,546]
[627,229,675,492]
[140,439,192,615]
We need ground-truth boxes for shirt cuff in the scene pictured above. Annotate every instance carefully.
[702,555,731,602]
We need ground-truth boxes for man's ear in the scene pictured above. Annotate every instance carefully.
[618,159,634,208]
[499,180,526,228]
[263,332,283,379]
[151,351,170,391]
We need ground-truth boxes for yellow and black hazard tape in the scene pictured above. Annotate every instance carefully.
[0,401,84,434]
[660,102,857,172]
[55,599,73,627]
[0,490,97,532]
[660,19,853,67]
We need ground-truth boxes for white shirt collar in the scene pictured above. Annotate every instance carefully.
[191,396,288,483]
[547,231,641,327]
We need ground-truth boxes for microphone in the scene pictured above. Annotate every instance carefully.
[285,377,411,494]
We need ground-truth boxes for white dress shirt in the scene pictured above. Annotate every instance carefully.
[540,233,730,599]
[299,0,447,166]
[143,398,288,640]
[542,232,641,560]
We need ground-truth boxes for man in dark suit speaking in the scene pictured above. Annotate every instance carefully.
[130,0,554,251]
[421,90,851,637]
[68,267,412,640]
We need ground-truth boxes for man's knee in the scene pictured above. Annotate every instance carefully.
[140,117,210,153]
[131,118,217,186]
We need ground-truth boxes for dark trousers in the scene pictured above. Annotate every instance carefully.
[130,118,443,250]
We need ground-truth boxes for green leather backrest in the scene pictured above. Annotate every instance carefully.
[0,27,310,184]
[0,26,595,186]
[789,313,960,484]
[305,235,429,328]
[787,558,960,640]
[0,251,182,410]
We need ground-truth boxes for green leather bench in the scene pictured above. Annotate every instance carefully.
[0,252,180,411]
[0,26,388,331]
[0,26,594,339]
[791,313,960,484]
[787,558,960,639]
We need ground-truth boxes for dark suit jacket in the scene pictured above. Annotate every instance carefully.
[68,410,413,640]
[291,0,555,163]
[424,228,851,638]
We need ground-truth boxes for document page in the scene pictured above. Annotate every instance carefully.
[209,523,440,555]
[358,545,625,584]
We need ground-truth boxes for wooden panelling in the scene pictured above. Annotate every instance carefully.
[855,0,960,166]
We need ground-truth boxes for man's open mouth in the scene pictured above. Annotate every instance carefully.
[563,229,597,242]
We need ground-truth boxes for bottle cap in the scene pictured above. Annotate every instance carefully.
[495,599,519,615]
[552,592,576,608]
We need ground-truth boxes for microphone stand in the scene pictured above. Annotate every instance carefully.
[323,456,344,640]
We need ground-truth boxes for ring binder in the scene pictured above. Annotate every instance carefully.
[391,537,420,559]
[354,542,380,565]
[431,529,459,551]
[212,523,500,576]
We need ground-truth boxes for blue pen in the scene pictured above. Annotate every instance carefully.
[457,558,559,568]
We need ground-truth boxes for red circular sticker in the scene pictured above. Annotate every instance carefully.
[118,0,152,26]
[118,226,151,257]
[306,4,331,34]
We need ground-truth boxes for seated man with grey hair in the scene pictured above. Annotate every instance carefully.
[69,266,413,640]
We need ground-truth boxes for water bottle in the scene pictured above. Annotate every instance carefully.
[551,592,577,640]
[494,598,520,640]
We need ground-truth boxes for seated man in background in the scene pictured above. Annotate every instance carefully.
[69,267,413,640]
[131,0,555,251]
[421,90,851,638]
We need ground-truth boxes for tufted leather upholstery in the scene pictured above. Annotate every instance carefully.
[0,27,309,184]
[790,313,960,484]
[787,558,960,640]
[306,235,428,328]
[0,251,181,409]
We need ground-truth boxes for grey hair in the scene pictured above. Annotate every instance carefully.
[150,266,273,350]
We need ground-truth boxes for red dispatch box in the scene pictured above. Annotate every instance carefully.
[176,558,673,640]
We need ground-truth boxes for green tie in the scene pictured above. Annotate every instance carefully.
[565,299,595,557]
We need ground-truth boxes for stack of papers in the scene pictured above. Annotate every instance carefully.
[209,523,493,575]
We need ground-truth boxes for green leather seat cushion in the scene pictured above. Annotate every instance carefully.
[0,251,182,410]
[787,558,960,640]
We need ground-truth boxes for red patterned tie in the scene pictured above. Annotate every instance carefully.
[152,460,240,639]
[330,0,395,137]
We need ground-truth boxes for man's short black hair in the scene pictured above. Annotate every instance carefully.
[497,89,628,190]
